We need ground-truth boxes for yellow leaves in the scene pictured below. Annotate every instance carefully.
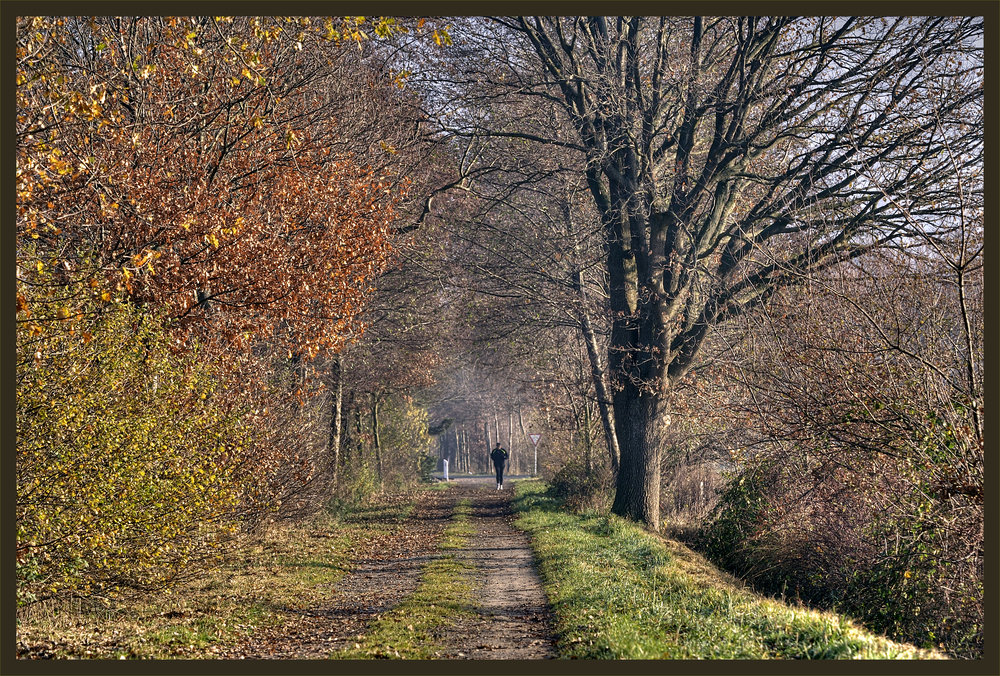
[324,18,340,42]
[205,232,220,248]
[133,250,153,268]
[36,261,45,274]
[391,70,411,90]
[179,215,194,231]
[101,291,112,302]
[56,306,72,319]
[432,27,453,47]
[252,115,263,130]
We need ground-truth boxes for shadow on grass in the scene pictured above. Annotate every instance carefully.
[281,560,349,572]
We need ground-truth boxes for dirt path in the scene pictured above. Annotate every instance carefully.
[224,478,556,660]
[221,488,456,659]
[439,478,556,659]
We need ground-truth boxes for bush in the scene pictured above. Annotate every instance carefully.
[697,425,983,658]
[548,460,613,512]
[16,302,256,606]
[417,453,437,483]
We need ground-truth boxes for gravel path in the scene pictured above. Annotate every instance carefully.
[439,478,556,659]
[220,488,456,659]
[223,478,556,660]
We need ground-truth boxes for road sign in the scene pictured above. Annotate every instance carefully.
[528,433,541,477]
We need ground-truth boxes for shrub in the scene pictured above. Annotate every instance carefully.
[16,301,256,606]
[697,421,983,658]
[548,460,613,513]
[417,453,438,483]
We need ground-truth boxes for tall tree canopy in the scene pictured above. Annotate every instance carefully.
[412,15,983,528]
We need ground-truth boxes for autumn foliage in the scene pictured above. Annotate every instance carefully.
[16,16,405,355]
[16,16,413,606]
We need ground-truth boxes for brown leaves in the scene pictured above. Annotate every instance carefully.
[17,16,408,359]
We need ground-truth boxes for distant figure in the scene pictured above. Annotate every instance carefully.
[490,442,509,490]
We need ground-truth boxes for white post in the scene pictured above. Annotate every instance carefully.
[443,458,449,482]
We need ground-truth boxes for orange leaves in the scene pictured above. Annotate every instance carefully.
[16,15,410,364]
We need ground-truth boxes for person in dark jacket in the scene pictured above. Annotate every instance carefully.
[490,442,508,490]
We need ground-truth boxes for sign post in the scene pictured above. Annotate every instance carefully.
[528,433,542,476]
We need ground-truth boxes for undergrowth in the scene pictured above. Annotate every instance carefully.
[512,481,946,660]
[15,491,418,659]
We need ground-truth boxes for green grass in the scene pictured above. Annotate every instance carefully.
[16,494,417,659]
[512,481,946,660]
[334,498,476,659]
[423,480,453,491]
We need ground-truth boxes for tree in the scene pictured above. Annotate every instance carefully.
[16,16,407,360]
[14,14,434,604]
[416,16,982,528]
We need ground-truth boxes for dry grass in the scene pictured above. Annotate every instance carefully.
[16,493,417,659]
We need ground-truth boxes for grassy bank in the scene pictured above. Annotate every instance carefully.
[15,492,418,659]
[335,497,476,659]
[512,480,945,660]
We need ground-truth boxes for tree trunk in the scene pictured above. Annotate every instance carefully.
[484,420,492,472]
[371,392,383,486]
[351,393,364,465]
[327,354,343,484]
[507,409,514,474]
[577,294,621,473]
[462,427,470,473]
[517,406,530,465]
[610,389,664,530]
[583,397,593,474]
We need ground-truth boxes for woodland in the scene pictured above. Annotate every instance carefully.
[15,15,983,659]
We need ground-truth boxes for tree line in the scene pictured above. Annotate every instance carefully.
[16,14,983,658]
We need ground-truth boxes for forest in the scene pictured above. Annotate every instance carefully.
[14,15,983,661]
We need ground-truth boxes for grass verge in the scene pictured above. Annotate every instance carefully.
[512,481,946,660]
[333,498,476,659]
[15,491,418,659]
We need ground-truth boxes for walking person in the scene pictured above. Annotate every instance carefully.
[490,442,508,490]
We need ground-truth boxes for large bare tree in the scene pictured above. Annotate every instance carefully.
[411,16,982,529]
